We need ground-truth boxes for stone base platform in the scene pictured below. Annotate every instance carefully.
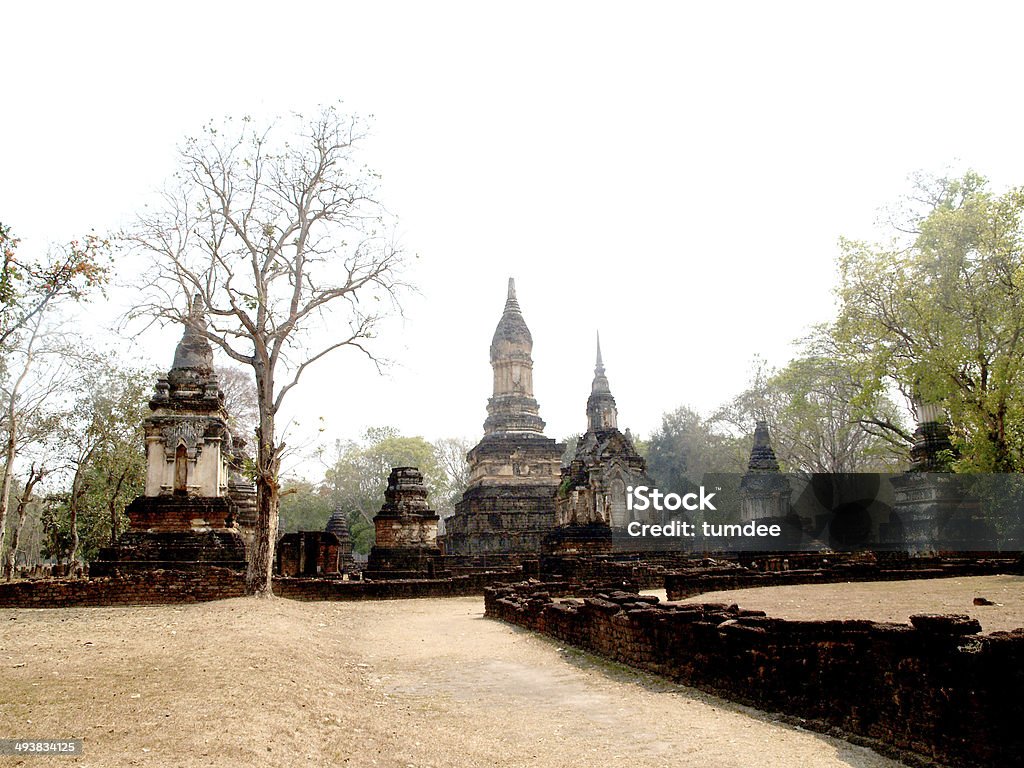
[364,546,450,580]
[91,496,246,575]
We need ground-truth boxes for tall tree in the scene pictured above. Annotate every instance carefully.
[51,360,149,565]
[717,345,908,474]
[125,107,405,595]
[0,315,77,568]
[3,464,47,579]
[833,171,1024,471]
[0,226,110,567]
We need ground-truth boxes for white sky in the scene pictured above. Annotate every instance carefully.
[5,2,1024,477]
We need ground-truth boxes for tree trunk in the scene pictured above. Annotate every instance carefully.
[0,411,17,570]
[245,370,279,597]
[68,473,84,568]
[108,468,129,546]
[4,465,43,581]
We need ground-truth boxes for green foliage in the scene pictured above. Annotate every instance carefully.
[278,479,333,533]
[45,361,150,563]
[833,171,1024,471]
[718,346,908,474]
[647,406,746,495]
[319,427,469,554]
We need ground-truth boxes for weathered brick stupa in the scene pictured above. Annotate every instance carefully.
[325,505,358,574]
[738,421,792,522]
[365,467,448,579]
[442,279,563,562]
[545,335,654,555]
[92,300,249,574]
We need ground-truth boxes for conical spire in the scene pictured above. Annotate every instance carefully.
[587,331,617,430]
[506,277,519,311]
[490,276,532,360]
[591,332,611,395]
[171,295,214,371]
[747,420,781,472]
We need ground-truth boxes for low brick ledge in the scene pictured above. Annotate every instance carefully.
[0,567,524,609]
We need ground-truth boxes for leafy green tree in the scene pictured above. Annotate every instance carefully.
[278,479,333,533]
[833,171,1024,471]
[647,406,746,495]
[324,427,467,554]
[47,360,149,564]
[717,346,908,473]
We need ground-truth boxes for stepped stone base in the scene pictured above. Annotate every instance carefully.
[364,546,450,580]
[91,496,246,575]
[443,483,559,557]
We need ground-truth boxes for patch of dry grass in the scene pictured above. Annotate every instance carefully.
[673,574,1024,632]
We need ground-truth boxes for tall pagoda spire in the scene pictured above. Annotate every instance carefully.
[586,331,617,431]
[483,277,546,435]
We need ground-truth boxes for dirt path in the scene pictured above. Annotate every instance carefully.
[0,595,895,768]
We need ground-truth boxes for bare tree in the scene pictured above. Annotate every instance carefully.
[431,437,471,519]
[125,106,405,596]
[215,364,259,440]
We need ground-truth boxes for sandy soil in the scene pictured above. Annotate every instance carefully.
[0,592,899,768]
[667,574,1024,633]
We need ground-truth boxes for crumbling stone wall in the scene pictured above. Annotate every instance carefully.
[486,581,1024,768]
[0,568,246,608]
[275,569,521,601]
[0,568,524,609]
[541,553,682,589]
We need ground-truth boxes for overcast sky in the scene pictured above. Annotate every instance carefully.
[5,2,1024,476]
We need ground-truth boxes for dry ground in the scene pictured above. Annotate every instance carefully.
[4,575,1016,768]
[669,573,1024,632]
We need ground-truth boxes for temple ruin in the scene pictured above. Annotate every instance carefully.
[545,335,653,555]
[365,467,448,579]
[92,301,251,574]
[442,279,563,562]
[738,420,791,522]
[890,399,987,552]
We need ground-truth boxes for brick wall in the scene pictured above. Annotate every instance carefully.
[0,568,523,609]
[275,570,521,601]
[486,581,1024,768]
[0,568,246,608]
